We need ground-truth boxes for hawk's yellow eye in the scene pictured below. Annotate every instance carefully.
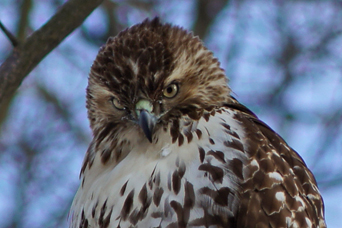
[163,83,178,98]
[112,98,125,110]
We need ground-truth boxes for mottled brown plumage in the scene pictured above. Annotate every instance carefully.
[70,18,326,228]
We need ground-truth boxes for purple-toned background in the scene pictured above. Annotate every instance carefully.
[0,1,341,227]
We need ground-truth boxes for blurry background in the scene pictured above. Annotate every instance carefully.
[0,0,341,227]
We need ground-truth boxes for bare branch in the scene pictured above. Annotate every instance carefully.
[0,0,104,108]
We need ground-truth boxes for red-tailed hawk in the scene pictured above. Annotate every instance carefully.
[70,18,326,228]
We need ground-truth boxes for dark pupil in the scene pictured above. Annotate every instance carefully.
[166,86,173,94]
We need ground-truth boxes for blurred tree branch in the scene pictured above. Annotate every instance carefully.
[0,0,104,115]
[17,0,33,41]
[102,1,121,38]
[193,0,229,39]
[37,84,90,144]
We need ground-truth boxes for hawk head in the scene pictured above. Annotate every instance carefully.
[86,18,230,145]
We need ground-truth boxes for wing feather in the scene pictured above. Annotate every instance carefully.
[225,99,326,228]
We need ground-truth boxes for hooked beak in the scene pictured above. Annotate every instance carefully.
[136,100,157,143]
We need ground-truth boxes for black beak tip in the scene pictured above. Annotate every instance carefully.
[145,132,153,143]
[138,110,155,143]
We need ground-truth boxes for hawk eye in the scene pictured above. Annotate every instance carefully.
[163,83,178,98]
[112,98,125,110]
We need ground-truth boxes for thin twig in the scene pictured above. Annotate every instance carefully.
[0,21,19,47]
